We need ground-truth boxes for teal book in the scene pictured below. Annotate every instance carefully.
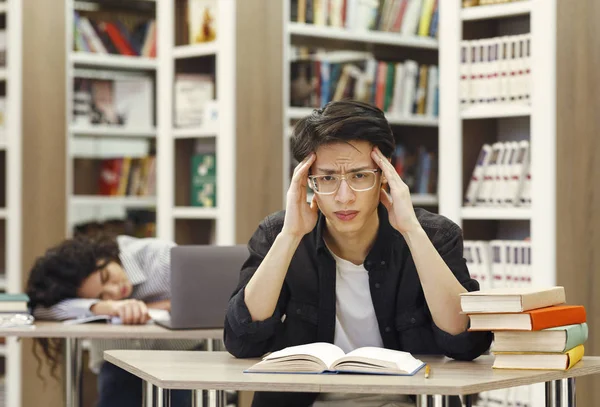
[190,152,216,207]
[0,293,30,313]
[492,323,588,353]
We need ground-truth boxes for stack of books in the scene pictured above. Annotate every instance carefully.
[460,286,587,370]
[0,294,34,328]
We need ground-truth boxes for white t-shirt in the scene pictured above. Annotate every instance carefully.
[328,248,384,352]
[313,247,413,407]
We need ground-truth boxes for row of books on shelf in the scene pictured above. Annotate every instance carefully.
[74,209,156,239]
[291,50,438,117]
[463,0,524,7]
[464,240,531,290]
[393,144,437,195]
[73,11,156,57]
[460,34,530,108]
[73,69,154,129]
[461,286,587,372]
[291,0,438,39]
[465,141,530,207]
[98,156,156,197]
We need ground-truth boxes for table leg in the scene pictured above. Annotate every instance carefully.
[64,338,82,407]
[156,387,171,407]
[207,339,225,407]
[144,381,154,407]
[546,378,576,407]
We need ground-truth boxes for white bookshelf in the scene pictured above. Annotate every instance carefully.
[70,52,157,70]
[439,2,555,405]
[4,1,22,406]
[156,0,235,246]
[461,1,531,21]
[65,0,159,234]
[0,69,7,81]
[288,22,439,49]
[283,1,440,203]
[69,125,157,138]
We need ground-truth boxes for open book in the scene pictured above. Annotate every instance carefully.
[245,343,425,376]
[62,309,170,325]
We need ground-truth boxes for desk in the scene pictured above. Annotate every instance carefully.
[0,322,223,407]
[105,350,600,407]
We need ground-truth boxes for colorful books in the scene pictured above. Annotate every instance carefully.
[468,305,586,331]
[460,286,565,313]
[245,342,425,376]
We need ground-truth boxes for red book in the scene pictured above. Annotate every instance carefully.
[102,22,137,56]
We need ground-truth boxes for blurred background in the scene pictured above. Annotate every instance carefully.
[0,0,596,406]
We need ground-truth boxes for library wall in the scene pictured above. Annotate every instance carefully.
[21,1,67,407]
[556,1,600,406]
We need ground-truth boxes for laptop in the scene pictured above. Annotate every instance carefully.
[155,245,248,330]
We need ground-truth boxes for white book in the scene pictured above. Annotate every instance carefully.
[329,0,345,27]
[77,17,107,54]
[400,0,422,36]
[460,40,471,108]
[469,40,482,105]
[464,144,492,206]
[480,38,491,104]
[497,36,511,104]
[491,141,511,206]
[487,39,500,104]
[478,142,504,205]
[516,34,527,103]
[425,65,438,117]
[523,33,531,104]
[401,60,419,117]
[521,161,532,206]
[390,62,405,114]
[464,242,477,284]
[500,141,518,206]
[508,36,521,103]
[474,241,492,290]
[489,240,505,288]
[506,140,529,206]
[345,0,358,30]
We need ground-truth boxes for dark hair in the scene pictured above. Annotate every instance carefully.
[25,235,121,379]
[291,100,395,162]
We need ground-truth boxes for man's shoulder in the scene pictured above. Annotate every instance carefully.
[414,208,461,239]
[261,210,286,231]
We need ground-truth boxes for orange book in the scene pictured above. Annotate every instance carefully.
[468,305,586,331]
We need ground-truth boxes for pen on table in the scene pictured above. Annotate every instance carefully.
[424,364,430,379]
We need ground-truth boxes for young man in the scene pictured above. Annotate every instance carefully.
[224,100,493,407]
[27,234,198,407]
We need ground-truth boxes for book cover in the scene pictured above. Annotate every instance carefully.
[191,152,217,207]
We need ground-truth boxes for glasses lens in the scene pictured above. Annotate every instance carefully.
[313,175,339,194]
[348,171,376,191]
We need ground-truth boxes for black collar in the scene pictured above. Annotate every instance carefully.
[313,204,399,269]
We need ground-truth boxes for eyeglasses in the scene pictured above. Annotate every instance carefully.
[308,169,381,195]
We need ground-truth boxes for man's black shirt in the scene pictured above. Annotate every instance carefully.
[224,205,492,407]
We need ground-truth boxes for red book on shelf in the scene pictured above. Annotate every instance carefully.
[102,22,137,56]
[98,159,122,196]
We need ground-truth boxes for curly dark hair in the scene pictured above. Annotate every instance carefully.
[291,100,396,162]
[25,235,121,379]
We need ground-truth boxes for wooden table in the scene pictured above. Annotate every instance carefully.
[105,350,600,407]
[0,322,223,407]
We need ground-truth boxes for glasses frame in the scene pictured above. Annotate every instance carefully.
[307,169,381,195]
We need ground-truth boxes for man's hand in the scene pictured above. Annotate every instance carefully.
[371,147,422,236]
[281,153,319,238]
[91,299,150,325]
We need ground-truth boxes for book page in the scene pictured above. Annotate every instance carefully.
[264,342,345,368]
[341,347,424,373]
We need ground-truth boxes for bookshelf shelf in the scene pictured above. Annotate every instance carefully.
[69,125,157,138]
[412,194,439,206]
[461,1,531,21]
[0,209,7,219]
[172,126,218,139]
[461,207,532,220]
[0,345,6,357]
[287,22,439,50]
[460,104,531,120]
[0,3,6,14]
[0,140,7,150]
[0,69,7,81]
[172,207,219,220]
[70,196,157,208]
[70,52,157,70]
[173,43,218,59]
[287,107,438,127]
